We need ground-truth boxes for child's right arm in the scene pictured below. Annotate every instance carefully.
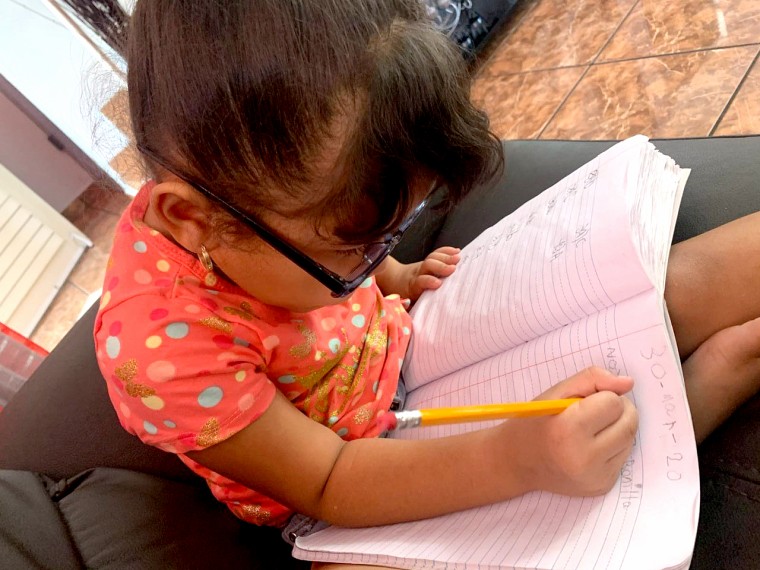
[187,367,638,527]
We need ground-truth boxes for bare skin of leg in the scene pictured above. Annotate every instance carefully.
[665,211,760,442]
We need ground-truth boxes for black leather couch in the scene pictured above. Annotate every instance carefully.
[1,137,759,569]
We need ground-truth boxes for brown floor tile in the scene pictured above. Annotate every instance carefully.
[472,66,587,139]
[714,59,760,135]
[541,46,759,140]
[470,0,539,75]
[61,195,88,227]
[68,247,110,296]
[476,0,637,75]
[601,0,760,61]
[29,283,91,352]
[100,88,131,138]
[75,204,122,252]
[110,145,147,191]
[80,182,133,216]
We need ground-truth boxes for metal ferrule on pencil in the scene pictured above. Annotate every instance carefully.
[392,410,423,430]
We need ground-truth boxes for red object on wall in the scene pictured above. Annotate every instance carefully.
[0,323,48,357]
[0,323,47,410]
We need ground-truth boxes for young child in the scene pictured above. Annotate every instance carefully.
[95,1,760,568]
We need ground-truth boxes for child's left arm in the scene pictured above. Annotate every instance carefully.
[375,246,461,302]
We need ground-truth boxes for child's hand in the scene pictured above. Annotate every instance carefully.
[405,246,461,301]
[499,367,638,497]
[376,247,461,302]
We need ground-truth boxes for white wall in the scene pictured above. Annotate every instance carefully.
[0,90,93,211]
[0,0,132,200]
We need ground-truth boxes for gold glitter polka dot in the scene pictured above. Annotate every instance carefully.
[115,358,159,398]
[198,316,233,334]
[126,382,156,398]
[241,504,271,524]
[234,370,246,382]
[204,272,217,287]
[115,358,138,383]
[196,417,221,447]
[100,291,111,308]
[224,302,256,320]
[156,259,171,272]
[353,405,373,425]
[289,323,316,358]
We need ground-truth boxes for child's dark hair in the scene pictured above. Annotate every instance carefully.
[128,0,503,243]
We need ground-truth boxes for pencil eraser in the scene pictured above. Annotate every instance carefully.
[377,412,398,432]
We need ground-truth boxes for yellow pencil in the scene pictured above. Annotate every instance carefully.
[386,398,582,430]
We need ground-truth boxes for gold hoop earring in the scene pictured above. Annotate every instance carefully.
[198,244,214,272]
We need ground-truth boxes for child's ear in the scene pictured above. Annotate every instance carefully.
[149,181,219,253]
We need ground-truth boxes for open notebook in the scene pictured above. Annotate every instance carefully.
[293,136,699,570]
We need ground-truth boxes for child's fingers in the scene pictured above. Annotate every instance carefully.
[570,391,630,436]
[421,258,457,277]
[415,274,442,291]
[594,397,638,457]
[432,246,461,256]
[538,367,634,400]
[427,249,461,266]
[605,440,635,469]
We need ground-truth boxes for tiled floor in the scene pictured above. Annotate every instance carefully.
[471,0,760,139]
[29,0,760,351]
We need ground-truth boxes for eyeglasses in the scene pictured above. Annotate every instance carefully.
[138,145,429,298]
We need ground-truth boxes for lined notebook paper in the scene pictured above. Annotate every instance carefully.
[294,136,699,570]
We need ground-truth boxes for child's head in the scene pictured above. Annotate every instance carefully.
[128,0,502,311]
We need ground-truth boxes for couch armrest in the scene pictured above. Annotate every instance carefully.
[0,304,193,482]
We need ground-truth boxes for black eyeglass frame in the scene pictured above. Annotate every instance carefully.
[138,145,430,298]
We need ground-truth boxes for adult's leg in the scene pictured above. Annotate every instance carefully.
[665,212,760,441]
[666,211,760,358]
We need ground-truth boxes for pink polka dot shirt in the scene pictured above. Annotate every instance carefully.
[94,182,412,526]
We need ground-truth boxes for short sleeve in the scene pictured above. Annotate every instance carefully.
[94,294,277,454]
